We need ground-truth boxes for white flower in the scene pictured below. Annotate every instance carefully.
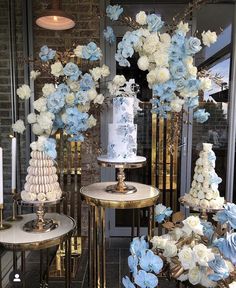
[197,190,205,200]
[177,273,188,282]
[205,190,214,200]
[27,113,37,124]
[101,64,110,77]
[196,173,204,182]
[147,69,158,86]
[170,97,184,112]
[178,246,195,270]
[193,244,215,266]
[182,216,203,236]
[16,84,31,100]
[229,282,236,288]
[163,241,177,258]
[33,97,47,112]
[150,236,167,250]
[187,64,197,76]
[203,143,213,152]
[30,141,37,151]
[12,119,25,134]
[177,21,190,35]
[113,75,126,86]
[94,94,104,104]
[78,103,90,113]
[30,70,41,80]
[37,193,46,202]
[87,115,97,128]
[188,267,202,285]
[88,88,98,100]
[184,56,193,66]
[155,203,166,215]
[37,136,47,151]
[32,123,44,135]
[74,45,83,58]
[192,198,200,206]
[143,34,159,54]
[137,56,149,71]
[170,227,186,241]
[202,30,217,47]
[153,52,169,67]
[51,61,64,77]
[65,93,75,106]
[37,111,54,130]
[200,77,212,91]
[156,67,170,83]
[200,274,217,287]
[159,33,171,46]
[225,260,235,273]
[136,11,147,25]
[90,67,102,81]
[200,199,210,209]
[67,80,80,92]
[42,83,56,96]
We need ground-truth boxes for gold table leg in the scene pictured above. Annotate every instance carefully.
[101,207,106,288]
[148,206,155,241]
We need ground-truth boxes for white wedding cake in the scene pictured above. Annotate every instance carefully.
[107,96,137,161]
[21,151,62,202]
[183,143,224,209]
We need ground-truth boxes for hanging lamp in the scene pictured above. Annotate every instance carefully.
[36,0,75,31]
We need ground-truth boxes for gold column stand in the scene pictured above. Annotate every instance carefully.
[6,190,23,222]
[97,156,146,194]
[0,204,11,230]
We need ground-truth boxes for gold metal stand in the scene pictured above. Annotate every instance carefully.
[6,189,23,222]
[0,204,11,230]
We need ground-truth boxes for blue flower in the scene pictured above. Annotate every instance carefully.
[186,78,200,92]
[68,133,85,142]
[43,138,57,159]
[57,83,70,95]
[186,96,199,109]
[75,90,89,105]
[153,81,176,102]
[134,270,158,288]
[122,31,140,47]
[106,5,123,21]
[63,63,81,81]
[79,73,95,91]
[208,151,216,162]
[208,255,229,282]
[170,61,187,79]
[174,79,187,91]
[82,42,102,61]
[104,26,115,44]
[53,114,64,130]
[154,203,173,223]
[47,92,65,113]
[209,172,222,185]
[65,107,89,137]
[214,233,236,265]
[115,52,130,67]
[122,276,135,288]
[39,45,56,61]
[193,109,210,123]
[151,99,172,118]
[171,31,185,47]
[130,236,149,257]
[215,203,236,229]
[169,46,184,63]
[185,37,202,55]
[201,221,214,240]
[128,255,138,273]
[139,250,163,274]
[147,14,164,32]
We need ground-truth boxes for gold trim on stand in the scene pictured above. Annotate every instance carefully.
[0,204,11,230]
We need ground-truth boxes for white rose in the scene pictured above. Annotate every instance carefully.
[46,191,57,201]
[32,123,44,135]
[90,67,102,81]
[191,180,197,188]
[37,111,54,130]
[30,141,37,151]
[51,61,64,77]
[36,136,47,151]
[143,34,159,54]
[188,267,202,285]
[113,75,126,86]
[229,282,236,288]
[200,274,217,287]
[67,80,80,92]
[203,143,213,151]
[94,94,104,105]
[205,190,214,200]
[27,113,37,124]
[200,199,210,209]
[155,203,166,215]
[74,45,83,58]
[178,246,195,270]
[136,11,147,25]
[170,97,184,112]
[170,227,186,241]
[65,93,75,106]
[42,83,56,96]
[193,244,215,266]
[12,119,25,134]
[159,33,171,46]
[150,236,167,250]
[177,273,188,282]
[153,52,169,67]
[88,88,98,100]
[200,77,212,91]
[177,21,190,35]
[137,56,149,71]
[187,64,197,76]
[87,115,97,128]
[101,64,110,77]
[147,69,157,86]
[182,216,203,236]
[37,193,46,202]
[17,84,31,100]
[30,70,41,80]
[192,198,200,206]
[163,241,177,258]
[196,158,203,165]
[202,30,217,47]
[33,97,47,112]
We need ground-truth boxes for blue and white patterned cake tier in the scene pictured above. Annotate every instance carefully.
[113,97,134,124]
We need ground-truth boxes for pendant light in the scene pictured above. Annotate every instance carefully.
[36,0,75,31]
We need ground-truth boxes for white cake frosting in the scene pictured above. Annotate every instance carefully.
[21,151,62,202]
[108,96,137,161]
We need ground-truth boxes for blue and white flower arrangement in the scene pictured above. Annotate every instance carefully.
[104,5,220,122]
[13,43,110,159]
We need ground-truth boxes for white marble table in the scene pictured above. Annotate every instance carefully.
[80,182,159,288]
[0,213,76,288]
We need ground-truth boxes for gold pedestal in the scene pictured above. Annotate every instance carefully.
[6,190,23,222]
[0,204,11,230]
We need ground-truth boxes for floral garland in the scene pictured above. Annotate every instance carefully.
[12,42,110,159]
[103,4,218,123]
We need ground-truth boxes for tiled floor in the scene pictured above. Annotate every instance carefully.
[6,238,176,288]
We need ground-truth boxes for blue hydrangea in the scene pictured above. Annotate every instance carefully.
[115,52,130,67]
[65,107,89,138]
[79,73,94,91]
[169,46,185,63]
[185,37,202,55]
[193,109,210,123]
[63,63,81,81]
[208,255,229,282]
[134,270,158,288]
[106,4,123,21]
[147,14,164,32]
[47,92,65,113]
[153,81,176,102]
[43,138,57,159]
[186,78,200,92]
[139,250,163,274]
[215,203,236,229]
[57,83,70,95]
[170,61,187,79]
[39,45,56,62]
[213,233,236,265]
[82,42,102,61]
[75,90,89,105]
[174,78,187,91]
[103,26,115,44]
[171,31,185,47]
[151,99,172,118]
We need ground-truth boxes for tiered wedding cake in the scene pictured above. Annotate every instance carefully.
[183,143,224,209]
[107,96,137,161]
[21,151,62,202]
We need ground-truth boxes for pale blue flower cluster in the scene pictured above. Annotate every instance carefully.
[123,236,163,288]
[82,42,102,61]
[39,45,56,61]
[193,109,210,123]
[103,26,115,44]
[215,203,236,229]
[106,4,123,21]
[147,14,164,32]
[209,171,222,185]
[214,233,236,265]
[79,73,94,91]
[43,138,57,159]
[208,255,229,282]
[201,221,214,240]
[47,91,65,113]
[63,63,81,81]
[154,204,173,223]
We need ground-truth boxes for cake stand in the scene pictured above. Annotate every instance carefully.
[16,193,64,233]
[97,155,146,194]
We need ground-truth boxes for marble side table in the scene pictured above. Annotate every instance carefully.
[0,213,76,288]
[80,182,159,288]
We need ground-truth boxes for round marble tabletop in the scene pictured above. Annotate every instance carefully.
[0,213,76,250]
[97,155,146,168]
[80,182,159,209]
